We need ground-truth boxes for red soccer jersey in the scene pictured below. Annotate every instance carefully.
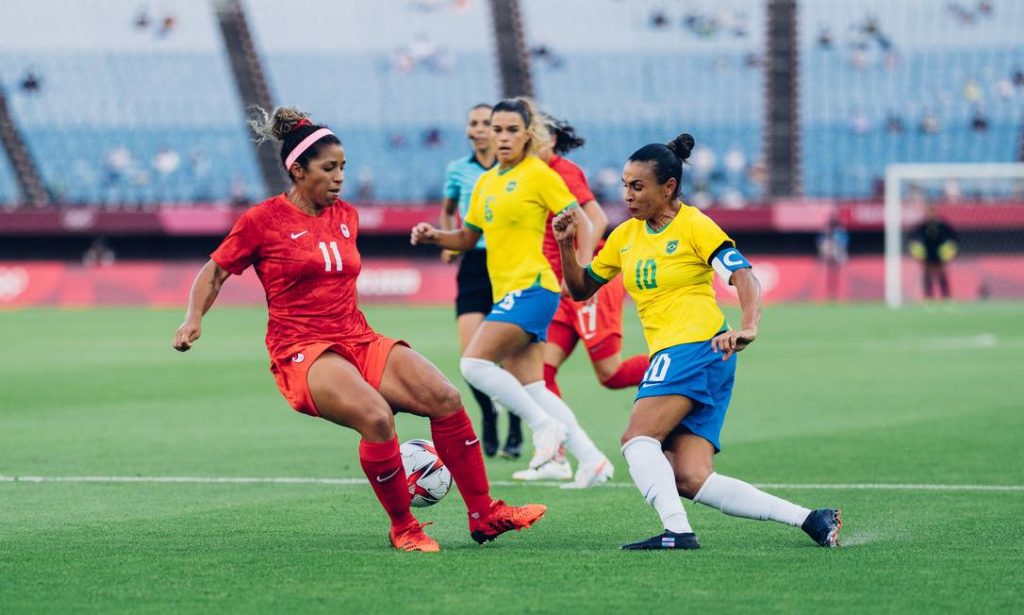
[210,195,375,358]
[544,154,597,281]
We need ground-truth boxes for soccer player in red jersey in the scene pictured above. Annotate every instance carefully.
[539,116,651,396]
[172,106,546,551]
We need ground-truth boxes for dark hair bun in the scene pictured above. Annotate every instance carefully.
[666,133,695,162]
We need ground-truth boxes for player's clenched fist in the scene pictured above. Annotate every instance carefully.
[551,209,577,246]
[173,319,201,352]
[410,222,439,245]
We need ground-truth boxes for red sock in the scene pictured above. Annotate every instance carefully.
[602,354,650,389]
[543,363,562,397]
[430,409,492,519]
[358,438,415,529]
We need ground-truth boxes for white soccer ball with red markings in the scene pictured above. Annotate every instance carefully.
[400,439,452,508]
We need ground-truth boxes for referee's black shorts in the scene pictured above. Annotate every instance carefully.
[455,248,494,317]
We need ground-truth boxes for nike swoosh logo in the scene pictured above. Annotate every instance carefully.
[465,438,479,446]
[619,245,632,252]
[290,231,308,239]
[376,468,400,483]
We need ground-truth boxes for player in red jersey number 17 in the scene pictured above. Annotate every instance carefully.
[172,106,546,551]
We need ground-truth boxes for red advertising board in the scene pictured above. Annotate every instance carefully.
[1,256,1021,307]
[1,201,1021,236]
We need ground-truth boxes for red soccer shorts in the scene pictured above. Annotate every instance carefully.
[547,276,626,362]
[269,334,407,417]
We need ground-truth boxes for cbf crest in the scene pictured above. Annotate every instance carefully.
[666,239,679,254]
[505,180,517,192]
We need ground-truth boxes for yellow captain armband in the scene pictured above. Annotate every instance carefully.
[938,241,958,262]
[908,240,925,260]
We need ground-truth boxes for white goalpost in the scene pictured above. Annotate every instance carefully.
[884,163,1024,308]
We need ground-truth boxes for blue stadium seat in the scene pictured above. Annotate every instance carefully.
[248,0,501,202]
[0,0,261,205]
[799,0,1024,197]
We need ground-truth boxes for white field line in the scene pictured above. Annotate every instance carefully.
[1,475,1022,492]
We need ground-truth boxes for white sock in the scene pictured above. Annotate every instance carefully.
[524,381,604,466]
[693,472,811,528]
[621,436,692,534]
[460,358,556,432]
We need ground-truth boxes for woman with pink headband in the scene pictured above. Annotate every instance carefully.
[172,106,548,552]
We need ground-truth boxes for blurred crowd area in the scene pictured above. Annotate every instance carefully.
[0,0,1021,209]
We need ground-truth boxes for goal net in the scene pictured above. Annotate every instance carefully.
[884,163,1024,307]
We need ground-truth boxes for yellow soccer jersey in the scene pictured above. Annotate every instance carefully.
[465,155,578,301]
[587,203,733,354]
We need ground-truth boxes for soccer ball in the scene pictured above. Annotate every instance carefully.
[400,439,452,508]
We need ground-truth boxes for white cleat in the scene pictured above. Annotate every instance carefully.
[527,421,567,469]
[512,459,573,481]
[561,458,614,489]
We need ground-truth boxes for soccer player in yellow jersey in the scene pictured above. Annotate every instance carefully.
[412,98,613,486]
[554,133,843,549]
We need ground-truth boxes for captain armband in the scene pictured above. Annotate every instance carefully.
[711,246,751,285]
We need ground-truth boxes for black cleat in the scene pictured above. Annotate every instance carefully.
[500,415,523,459]
[801,508,842,548]
[621,530,700,550]
[481,412,499,457]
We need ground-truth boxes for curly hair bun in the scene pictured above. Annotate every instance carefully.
[247,106,312,145]
[666,133,695,162]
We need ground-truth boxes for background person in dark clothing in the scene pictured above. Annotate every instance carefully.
[908,208,959,300]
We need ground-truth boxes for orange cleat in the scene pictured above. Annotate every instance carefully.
[469,500,548,544]
[389,521,441,552]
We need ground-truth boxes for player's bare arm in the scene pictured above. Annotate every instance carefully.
[410,222,481,252]
[573,203,597,266]
[173,259,230,352]
[439,196,461,264]
[577,199,607,265]
[553,209,602,301]
[711,267,762,360]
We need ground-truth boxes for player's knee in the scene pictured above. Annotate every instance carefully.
[361,408,396,441]
[594,364,617,385]
[430,382,463,416]
[675,469,711,500]
[460,357,492,387]
[620,429,653,448]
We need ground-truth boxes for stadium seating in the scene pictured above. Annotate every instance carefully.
[0,0,261,205]
[246,0,501,202]
[0,0,1020,205]
[521,0,766,204]
[799,0,1024,197]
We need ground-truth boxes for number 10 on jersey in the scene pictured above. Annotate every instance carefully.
[635,259,657,290]
[318,241,343,272]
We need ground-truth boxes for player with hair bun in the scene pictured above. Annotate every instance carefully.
[412,97,611,488]
[173,106,547,552]
[553,133,843,550]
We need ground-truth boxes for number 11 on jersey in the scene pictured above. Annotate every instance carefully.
[318,241,343,272]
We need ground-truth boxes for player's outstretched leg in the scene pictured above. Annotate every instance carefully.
[461,357,566,469]
[516,381,614,489]
[691,472,842,548]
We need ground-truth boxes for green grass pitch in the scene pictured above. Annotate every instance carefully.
[1,302,1022,612]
